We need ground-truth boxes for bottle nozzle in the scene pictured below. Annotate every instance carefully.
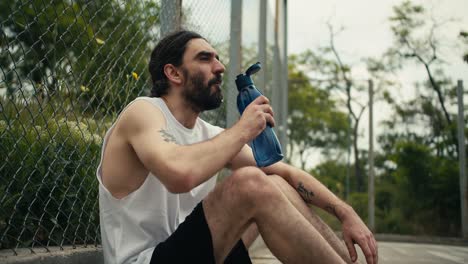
[246,62,262,76]
[235,62,263,91]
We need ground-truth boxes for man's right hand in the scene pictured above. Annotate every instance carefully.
[236,96,275,142]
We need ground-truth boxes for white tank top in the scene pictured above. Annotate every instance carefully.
[96,97,224,264]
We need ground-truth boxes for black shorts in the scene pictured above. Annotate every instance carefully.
[150,202,252,264]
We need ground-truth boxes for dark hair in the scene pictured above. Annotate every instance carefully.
[148,30,204,97]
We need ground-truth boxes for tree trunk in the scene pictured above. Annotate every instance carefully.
[423,63,459,157]
[299,148,306,171]
[353,120,363,192]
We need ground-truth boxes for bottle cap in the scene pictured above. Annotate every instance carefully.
[235,62,262,91]
[246,62,261,76]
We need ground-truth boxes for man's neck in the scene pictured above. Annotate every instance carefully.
[160,95,199,129]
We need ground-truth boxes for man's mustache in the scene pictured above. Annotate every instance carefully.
[207,75,223,87]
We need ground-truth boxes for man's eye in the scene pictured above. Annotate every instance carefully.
[200,57,210,61]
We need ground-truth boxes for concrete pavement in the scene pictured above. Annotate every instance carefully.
[250,237,468,264]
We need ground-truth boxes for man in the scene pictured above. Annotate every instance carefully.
[97,30,378,264]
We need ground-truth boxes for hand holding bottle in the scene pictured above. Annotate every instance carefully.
[237,95,275,141]
[235,62,283,167]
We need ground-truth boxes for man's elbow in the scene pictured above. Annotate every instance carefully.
[165,181,191,193]
[163,166,197,194]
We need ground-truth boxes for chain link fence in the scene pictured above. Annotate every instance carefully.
[1,0,287,258]
[1,0,160,256]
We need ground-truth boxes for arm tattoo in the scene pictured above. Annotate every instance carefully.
[159,129,178,144]
[325,204,343,222]
[296,182,315,204]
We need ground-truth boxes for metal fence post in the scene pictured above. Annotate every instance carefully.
[227,0,242,127]
[271,0,281,139]
[458,80,467,238]
[161,0,182,36]
[258,0,267,94]
[281,0,288,155]
[368,79,375,232]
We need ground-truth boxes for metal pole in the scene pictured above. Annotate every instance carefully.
[271,0,281,139]
[368,79,375,232]
[227,0,242,127]
[281,0,288,155]
[258,0,267,93]
[457,80,467,238]
[161,0,182,36]
[346,115,351,201]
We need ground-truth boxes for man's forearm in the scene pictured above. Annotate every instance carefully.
[274,164,352,221]
[167,125,248,188]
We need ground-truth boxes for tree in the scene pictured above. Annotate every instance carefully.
[0,0,160,113]
[312,160,348,198]
[386,0,460,158]
[370,1,466,235]
[287,55,349,170]
[460,30,468,63]
[291,23,375,192]
[375,81,461,234]
[375,130,461,235]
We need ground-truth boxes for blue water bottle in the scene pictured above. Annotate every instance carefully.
[235,62,284,167]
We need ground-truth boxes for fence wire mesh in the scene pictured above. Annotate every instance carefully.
[183,0,231,127]
[0,0,161,255]
[0,0,286,257]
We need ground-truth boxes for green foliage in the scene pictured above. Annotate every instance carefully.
[460,30,468,63]
[376,207,412,234]
[290,44,372,192]
[365,1,463,236]
[386,0,460,159]
[0,0,161,249]
[390,1,425,40]
[312,160,347,198]
[0,0,160,113]
[348,192,368,222]
[0,99,112,248]
[288,56,349,169]
[372,139,461,236]
[375,85,463,236]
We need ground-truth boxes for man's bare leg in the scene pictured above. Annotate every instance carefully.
[241,223,259,249]
[203,166,345,264]
[269,175,355,264]
[240,175,355,263]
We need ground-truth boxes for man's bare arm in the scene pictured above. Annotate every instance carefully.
[118,97,273,193]
[262,163,346,216]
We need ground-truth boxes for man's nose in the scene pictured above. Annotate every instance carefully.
[213,59,225,74]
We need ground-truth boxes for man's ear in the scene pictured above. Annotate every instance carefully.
[163,64,183,85]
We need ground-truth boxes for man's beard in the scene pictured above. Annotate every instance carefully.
[182,68,223,112]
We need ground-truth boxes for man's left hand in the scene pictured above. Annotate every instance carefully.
[338,204,378,264]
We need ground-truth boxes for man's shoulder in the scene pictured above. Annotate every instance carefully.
[116,98,167,134]
[122,97,164,117]
[122,97,160,112]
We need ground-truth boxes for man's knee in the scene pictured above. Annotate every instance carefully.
[268,174,289,188]
[268,174,297,194]
[226,167,281,205]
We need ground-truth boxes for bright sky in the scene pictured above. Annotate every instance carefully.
[287,0,468,167]
[287,0,468,95]
[288,0,467,61]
